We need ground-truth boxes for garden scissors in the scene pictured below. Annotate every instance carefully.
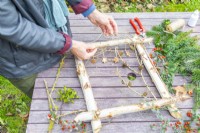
[129,17,146,37]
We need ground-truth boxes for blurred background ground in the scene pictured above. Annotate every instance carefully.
[92,0,200,12]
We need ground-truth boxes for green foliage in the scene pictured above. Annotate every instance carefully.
[0,76,30,133]
[193,86,200,110]
[92,0,200,12]
[192,70,200,85]
[147,20,200,94]
[57,86,79,103]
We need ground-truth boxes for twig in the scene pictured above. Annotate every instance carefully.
[50,54,66,95]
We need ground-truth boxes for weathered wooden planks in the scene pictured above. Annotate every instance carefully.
[27,122,175,133]
[30,98,194,111]
[34,76,188,88]
[38,67,150,78]
[70,26,200,34]
[68,12,194,19]
[27,12,199,133]
[69,19,200,27]
[32,87,160,99]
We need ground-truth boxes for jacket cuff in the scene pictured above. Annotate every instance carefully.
[57,33,72,54]
[72,0,93,14]
[82,4,96,17]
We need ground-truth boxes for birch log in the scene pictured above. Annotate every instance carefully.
[74,95,190,122]
[135,43,182,119]
[75,58,102,133]
[88,36,153,48]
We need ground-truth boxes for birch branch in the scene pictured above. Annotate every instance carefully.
[74,95,190,122]
[135,43,182,119]
[89,36,153,48]
[75,58,102,133]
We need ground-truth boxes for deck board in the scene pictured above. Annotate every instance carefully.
[27,12,199,133]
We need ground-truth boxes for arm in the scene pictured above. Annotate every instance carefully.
[0,0,71,54]
[67,0,118,35]
[67,0,95,16]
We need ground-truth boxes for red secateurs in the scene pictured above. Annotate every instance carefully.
[129,17,146,37]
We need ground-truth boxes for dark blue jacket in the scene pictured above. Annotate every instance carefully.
[0,0,94,78]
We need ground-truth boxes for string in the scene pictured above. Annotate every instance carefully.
[86,32,157,102]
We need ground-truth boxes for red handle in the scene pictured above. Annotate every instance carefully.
[134,17,145,32]
[129,19,140,35]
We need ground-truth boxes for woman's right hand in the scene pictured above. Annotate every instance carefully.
[70,40,97,60]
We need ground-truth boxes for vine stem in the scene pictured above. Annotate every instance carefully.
[44,79,55,133]
[116,49,140,75]
[50,54,66,95]
[56,110,86,118]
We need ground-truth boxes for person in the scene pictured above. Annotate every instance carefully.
[0,0,118,98]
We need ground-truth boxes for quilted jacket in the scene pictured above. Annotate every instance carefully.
[0,0,94,78]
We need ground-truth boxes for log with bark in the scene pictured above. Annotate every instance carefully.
[75,58,102,133]
[135,42,182,119]
[74,95,190,122]
[88,36,153,48]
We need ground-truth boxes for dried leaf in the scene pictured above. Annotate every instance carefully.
[173,86,187,96]
[113,57,119,63]
[136,4,143,10]
[119,51,124,56]
[102,58,108,63]
[90,58,97,64]
[129,45,135,51]
[138,65,144,71]
[125,50,131,57]
[122,63,128,68]
[19,113,29,119]
[121,80,126,85]
[142,92,148,97]
[128,81,132,87]
[147,4,155,10]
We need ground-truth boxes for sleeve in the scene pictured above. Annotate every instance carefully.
[0,0,71,54]
[67,0,96,17]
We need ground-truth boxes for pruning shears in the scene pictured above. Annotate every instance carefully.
[129,17,146,37]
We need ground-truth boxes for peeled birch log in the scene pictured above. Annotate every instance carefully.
[74,95,190,122]
[135,43,182,119]
[166,19,185,32]
[88,36,153,48]
[75,58,102,133]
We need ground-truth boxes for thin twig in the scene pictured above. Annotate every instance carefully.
[50,55,66,95]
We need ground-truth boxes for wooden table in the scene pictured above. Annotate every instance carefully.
[26,12,200,133]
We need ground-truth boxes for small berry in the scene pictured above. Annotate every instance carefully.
[186,111,193,118]
[72,125,76,129]
[67,126,71,129]
[187,90,193,96]
[59,120,62,125]
[61,125,66,131]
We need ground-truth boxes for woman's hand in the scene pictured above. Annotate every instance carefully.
[88,9,118,36]
[70,40,97,60]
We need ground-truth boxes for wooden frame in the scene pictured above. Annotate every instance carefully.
[74,36,190,132]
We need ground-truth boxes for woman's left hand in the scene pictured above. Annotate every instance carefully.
[88,9,118,36]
